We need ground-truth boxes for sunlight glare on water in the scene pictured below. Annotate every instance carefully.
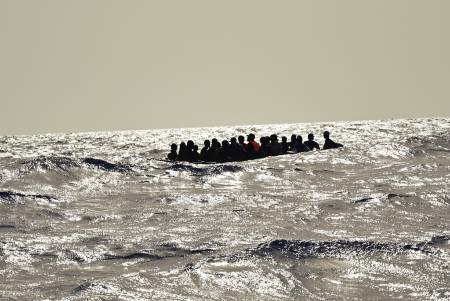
[0,118,449,300]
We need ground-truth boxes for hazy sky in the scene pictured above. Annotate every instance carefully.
[1,0,449,135]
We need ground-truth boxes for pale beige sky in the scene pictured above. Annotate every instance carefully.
[1,0,449,135]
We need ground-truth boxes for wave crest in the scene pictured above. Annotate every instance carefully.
[168,163,243,176]
[255,239,434,258]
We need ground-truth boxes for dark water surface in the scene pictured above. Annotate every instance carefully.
[0,118,449,300]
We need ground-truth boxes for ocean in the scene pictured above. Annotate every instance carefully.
[0,118,449,300]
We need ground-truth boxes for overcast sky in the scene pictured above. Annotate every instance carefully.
[1,0,449,135]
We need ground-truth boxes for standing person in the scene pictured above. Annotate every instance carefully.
[200,140,210,161]
[304,133,320,150]
[295,135,311,152]
[323,131,344,150]
[167,143,178,161]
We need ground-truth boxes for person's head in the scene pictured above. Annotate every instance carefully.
[193,145,198,152]
[247,133,255,142]
[179,142,186,151]
[230,137,237,144]
[291,134,296,142]
[281,136,287,143]
[238,135,245,144]
[204,139,211,147]
[211,138,219,148]
[270,134,278,143]
[296,135,303,143]
[222,140,229,148]
[323,131,330,139]
[308,133,314,141]
[187,140,194,150]
[170,143,177,151]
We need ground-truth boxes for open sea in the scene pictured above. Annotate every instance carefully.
[0,118,449,300]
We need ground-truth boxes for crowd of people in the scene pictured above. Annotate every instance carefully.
[167,131,343,163]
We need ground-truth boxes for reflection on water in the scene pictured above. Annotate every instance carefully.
[0,118,449,300]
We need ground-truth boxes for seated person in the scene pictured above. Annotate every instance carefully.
[281,136,289,154]
[217,140,232,162]
[289,134,297,151]
[246,133,261,153]
[185,140,196,162]
[238,135,247,148]
[245,142,258,160]
[192,145,200,161]
[268,134,282,156]
[177,142,187,161]
[323,131,343,150]
[200,140,210,161]
[230,137,246,161]
[259,136,270,158]
[304,133,320,150]
[167,143,178,160]
[294,135,311,152]
[206,139,221,162]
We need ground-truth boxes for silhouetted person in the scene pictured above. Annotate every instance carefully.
[206,138,220,162]
[230,137,245,161]
[167,143,178,160]
[269,134,282,156]
[323,131,343,150]
[186,140,196,162]
[246,141,257,160]
[192,145,200,161]
[177,142,187,161]
[281,136,289,154]
[238,135,247,148]
[247,133,261,153]
[304,133,320,150]
[295,135,310,152]
[289,134,297,151]
[260,136,270,158]
[200,140,210,161]
[218,140,232,162]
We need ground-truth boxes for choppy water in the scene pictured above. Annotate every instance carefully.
[0,118,449,301]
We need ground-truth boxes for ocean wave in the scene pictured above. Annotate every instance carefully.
[60,243,215,264]
[82,157,132,173]
[406,135,450,156]
[72,281,117,294]
[255,239,435,258]
[9,156,135,176]
[19,156,79,173]
[0,190,56,203]
[168,163,243,176]
[0,224,15,229]
[353,193,412,204]
[104,245,215,262]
